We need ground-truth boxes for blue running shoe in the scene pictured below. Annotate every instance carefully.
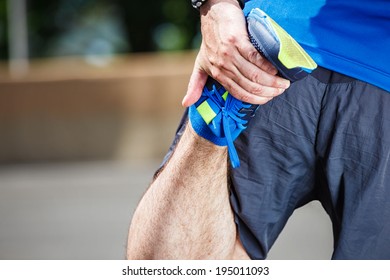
[189,78,259,168]
[189,8,317,168]
[247,8,317,81]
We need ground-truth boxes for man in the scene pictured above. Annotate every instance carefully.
[127,0,390,259]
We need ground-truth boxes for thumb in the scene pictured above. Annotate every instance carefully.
[182,65,208,107]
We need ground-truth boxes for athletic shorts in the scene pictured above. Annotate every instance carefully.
[158,67,390,260]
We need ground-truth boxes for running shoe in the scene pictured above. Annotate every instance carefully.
[247,8,317,81]
[190,78,259,168]
[190,8,317,168]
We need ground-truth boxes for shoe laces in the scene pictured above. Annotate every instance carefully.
[204,85,251,168]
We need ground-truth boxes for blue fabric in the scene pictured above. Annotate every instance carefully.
[189,105,228,147]
[160,67,390,259]
[230,67,390,259]
[243,0,390,92]
[189,89,255,168]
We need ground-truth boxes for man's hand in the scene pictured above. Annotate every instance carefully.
[182,0,290,107]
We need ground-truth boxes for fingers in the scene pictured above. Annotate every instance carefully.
[223,79,285,105]
[183,0,292,107]
[206,42,290,104]
[230,50,291,93]
[231,40,291,91]
[182,45,290,107]
[238,40,278,75]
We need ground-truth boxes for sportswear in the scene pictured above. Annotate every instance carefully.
[189,8,316,168]
[230,68,390,259]
[189,78,258,168]
[160,0,390,260]
[244,0,390,92]
[163,68,390,259]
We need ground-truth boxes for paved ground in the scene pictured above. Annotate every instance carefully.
[0,160,333,260]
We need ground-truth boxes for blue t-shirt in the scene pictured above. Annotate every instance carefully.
[243,0,390,92]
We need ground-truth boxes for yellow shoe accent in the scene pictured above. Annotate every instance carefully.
[268,17,317,70]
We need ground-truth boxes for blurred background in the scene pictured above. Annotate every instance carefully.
[0,0,332,259]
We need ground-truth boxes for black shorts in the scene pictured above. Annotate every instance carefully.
[159,67,390,260]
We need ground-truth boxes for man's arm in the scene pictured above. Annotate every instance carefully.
[182,0,290,107]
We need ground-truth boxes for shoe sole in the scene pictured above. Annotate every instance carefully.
[247,8,317,81]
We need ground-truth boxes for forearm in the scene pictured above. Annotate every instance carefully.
[126,123,237,259]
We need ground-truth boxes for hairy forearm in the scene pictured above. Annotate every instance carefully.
[126,123,237,259]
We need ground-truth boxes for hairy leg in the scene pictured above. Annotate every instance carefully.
[126,122,249,259]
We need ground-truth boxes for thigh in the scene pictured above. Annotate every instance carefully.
[317,79,390,259]
[230,71,327,260]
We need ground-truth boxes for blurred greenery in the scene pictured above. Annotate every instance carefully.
[0,0,201,60]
